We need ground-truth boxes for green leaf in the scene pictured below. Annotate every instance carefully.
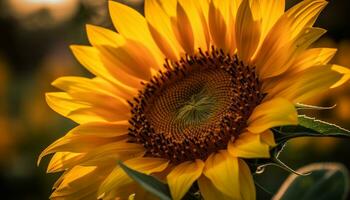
[273,163,349,200]
[298,115,350,135]
[118,162,172,200]
[274,115,350,144]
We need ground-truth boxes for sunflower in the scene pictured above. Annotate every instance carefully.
[39,0,350,199]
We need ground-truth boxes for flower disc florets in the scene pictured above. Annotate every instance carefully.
[128,48,265,163]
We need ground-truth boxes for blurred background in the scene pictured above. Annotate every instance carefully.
[0,0,349,199]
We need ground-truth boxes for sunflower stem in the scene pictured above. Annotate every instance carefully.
[272,157,311,176]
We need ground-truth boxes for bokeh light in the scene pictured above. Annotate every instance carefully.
[6,0,80,29]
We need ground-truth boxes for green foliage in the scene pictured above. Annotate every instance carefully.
[118,162,172,200]
[273,115,350,144]
[274,163,349,200]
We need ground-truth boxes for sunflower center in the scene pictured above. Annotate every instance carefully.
[175,88,215,125]
[128,49,265,163]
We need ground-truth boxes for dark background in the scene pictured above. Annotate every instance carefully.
[0,0,349,199]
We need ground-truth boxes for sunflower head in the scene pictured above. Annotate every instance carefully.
[39,0,350,199]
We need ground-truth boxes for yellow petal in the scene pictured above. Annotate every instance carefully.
[254,0,328,79]
[66,109,110,123]
[197,176,232,200]
[51,79,131,120]
[97,42,155,80]
[236,0,261,62]
[44,141,144,171]
[290,48,337,74]
[108,0,150,41]
[94,77,136,99]
[38,134,113,163]
[294,27,327,51]
[51,165,112,199]
[47,152,84,173]
[229,0,243,51]
[67,106,130,124]
[193,0,211,51]
[71,141,145,167]
[70,93,129,115]
[45,92,89,116]
[67,121,129,138]
[178,0,210,51]
[208,0,239,53]
[255,27,326,79]
[265,65,343,103]
[247,98,298,133]
[145,0,183,60]
[53,76,109,95]
[258,0,285,41]
[56,165,97,189]
[261,130,276,147]
[52,76,134,100]
[228,132,270,158]
[147,23,181,61]
[51,166,97,198]
[70,45,142,89]
[285,0,328,39]
[86,24,123,47]
[108,1,164,66]
[46,90,131,123]
[99,157,169,198]
[203,151,240,199]
[331,65,350,88]
[171,2,195,54]
[208,0,225,49]
[238,159,256,200]
[254,34,293,79]
[45,92,94,123]
[70,45,105,78]
[167,160,204,200]
[156,0,177,16]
